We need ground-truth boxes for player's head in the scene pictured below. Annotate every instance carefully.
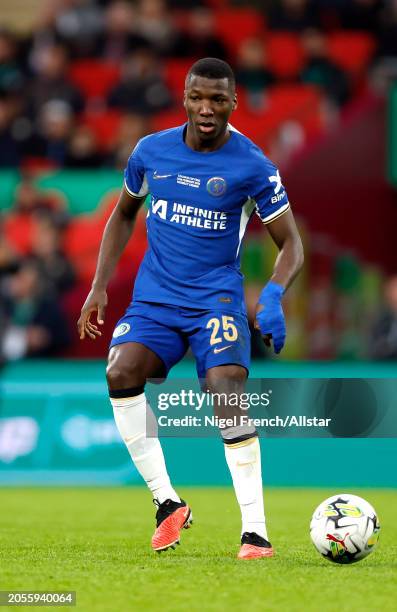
[186,57,236,92]
[184,57,237,142]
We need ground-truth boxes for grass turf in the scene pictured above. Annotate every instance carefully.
[0,488,396,612]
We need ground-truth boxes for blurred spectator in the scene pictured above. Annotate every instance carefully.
[23,1,64,74]
[134,0,182,57]
[235,38,276,111]
[368,276,397,360]
[107,48,172,115]
[25,100,74,166]
[12,177,65,217]
[300,28,350,107]
[53,0,103,58]
[270,120,306,166]
[0,258,70,361]
[26,43,83,118]
[175,7,228,61]
[269,0,319,32]
[65,124,104,167]
[0,28,25,95]
[0,93,21,167]
[29,213,76,295]
[95,0,149,62]
[4,178,68,256]
[106,112,149,169]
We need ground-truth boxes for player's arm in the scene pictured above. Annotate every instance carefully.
[77,187,145,340]
[265,208,303,289]
[255,208,304,353]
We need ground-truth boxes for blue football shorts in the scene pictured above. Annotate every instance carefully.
[109,301,251,379]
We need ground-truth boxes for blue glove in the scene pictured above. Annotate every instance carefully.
[256,281,286,354]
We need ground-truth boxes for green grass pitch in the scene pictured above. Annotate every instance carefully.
[1,488,396,611]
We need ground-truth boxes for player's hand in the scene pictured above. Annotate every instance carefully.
[254,281,286,354]
[77,287,108,340]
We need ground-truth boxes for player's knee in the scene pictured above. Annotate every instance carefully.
[106,355,146,390]
[205,365,247,394]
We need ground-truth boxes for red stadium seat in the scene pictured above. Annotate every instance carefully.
[163,59,195,100]
[266,32,305,79]
[64,218,103,283]
[4,214,34,255]
[328,31,376,75]
[267,85,321,117]
[151,109,187,133]
[69,60,121,102]
[232,109,275,144]
[232,84,323,149]
[213,9,266,59]
[267,85,323,135]
[80,110,122,151]
[63,196,147,284]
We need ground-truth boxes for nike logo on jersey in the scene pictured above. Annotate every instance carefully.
[153,170,172,179]
[213,345,233,354]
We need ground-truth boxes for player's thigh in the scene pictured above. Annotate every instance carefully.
[107,312,187,389]
[188,310,251,380]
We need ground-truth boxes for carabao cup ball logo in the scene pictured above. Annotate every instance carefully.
[206,176,227,196]
[113,323,131,338]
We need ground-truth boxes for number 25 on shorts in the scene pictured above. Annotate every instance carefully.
[206,316,238,345]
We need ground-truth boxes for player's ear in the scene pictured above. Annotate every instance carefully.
[232,93,238,111]
[183,89,187,110]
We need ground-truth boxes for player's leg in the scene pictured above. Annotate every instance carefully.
[205,364,273,559]
[187,309,272,558]
[107,341,181,504]
[107,311,192,551]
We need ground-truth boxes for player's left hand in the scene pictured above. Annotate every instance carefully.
[254,281,286,354]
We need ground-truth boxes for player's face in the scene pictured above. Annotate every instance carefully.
[184,76,237,148]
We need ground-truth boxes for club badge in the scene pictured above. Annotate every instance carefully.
[113,323,131,338]
[206,176,227,197]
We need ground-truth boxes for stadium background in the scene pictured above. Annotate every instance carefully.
[0,0,396,489]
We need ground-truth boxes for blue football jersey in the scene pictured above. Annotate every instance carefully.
[124,124,290,314]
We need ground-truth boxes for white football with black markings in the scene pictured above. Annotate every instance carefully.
[310,493,380,564]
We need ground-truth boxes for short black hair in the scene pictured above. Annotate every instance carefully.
[186,57,235,90]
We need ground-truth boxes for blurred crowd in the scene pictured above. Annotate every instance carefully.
[0,179,74,362]
[0,0,396,171]
[0,0,396,363]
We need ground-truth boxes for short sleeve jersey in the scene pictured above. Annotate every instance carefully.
[124,124,290,314]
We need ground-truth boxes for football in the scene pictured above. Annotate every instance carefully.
[310,493,381,564]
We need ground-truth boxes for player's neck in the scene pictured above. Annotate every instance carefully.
[184,124,231,153]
